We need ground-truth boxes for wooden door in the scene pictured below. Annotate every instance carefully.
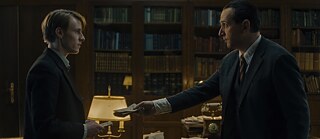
[0,6,19,137]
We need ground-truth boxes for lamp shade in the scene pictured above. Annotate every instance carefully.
[123,75,132,86]
[88,95,130,121]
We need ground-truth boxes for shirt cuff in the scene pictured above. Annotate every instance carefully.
[152,98,172,115]
[82,124,87,139]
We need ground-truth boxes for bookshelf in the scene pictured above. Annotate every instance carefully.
[289,7,320,137]
[191,7,227,83]
[290,9,320,94]
[93,6,133,96]
[258,8,281,45]
[143,6,183,96]
[91,2,189,139]
[139,4,188,139]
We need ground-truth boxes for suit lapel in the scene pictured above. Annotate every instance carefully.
[239,40,266,106]
[47,49,83,103]
[61,68,83,102]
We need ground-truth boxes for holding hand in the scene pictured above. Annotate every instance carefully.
[85,120,103,137]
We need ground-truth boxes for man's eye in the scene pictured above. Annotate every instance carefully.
[75,30,82,34]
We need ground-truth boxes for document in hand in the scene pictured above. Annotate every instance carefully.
[113,103,139,117]
[100,121,113,127]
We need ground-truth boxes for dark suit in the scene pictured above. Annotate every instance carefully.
[24,48,85,139]
[167,37,310,139]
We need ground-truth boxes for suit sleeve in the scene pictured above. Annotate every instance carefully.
[272,54,310,139]
[167,70,220,112]
[28,63,84,139]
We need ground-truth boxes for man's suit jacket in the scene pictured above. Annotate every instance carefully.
[24,48,85,139]
[167,37,310,139]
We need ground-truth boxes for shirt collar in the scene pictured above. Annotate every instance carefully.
[49,48,70,69]
[238,35,261,65]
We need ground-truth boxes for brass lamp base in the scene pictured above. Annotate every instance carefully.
[98,125,124,139]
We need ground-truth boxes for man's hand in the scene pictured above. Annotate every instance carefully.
[134,101,156,116]
[85,120,103,137]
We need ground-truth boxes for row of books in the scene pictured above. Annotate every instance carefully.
[94,29,132,50]
[144,56,182,72]
[95,73,131,95]
[292,29,320,47]
[194,58,220,79]
[144,7,181,23]
[303,75,320,93]
[95,52,131,72]
[292,10,320,27]
[193,9,221,27]
[193,36,228,53]
[259,9,280,27]
[260,29,280,39]
[193,8,279,27]
[294,52,320,71]
[144,73,182,96]
[94,7,131,23]
[145,33,182,50]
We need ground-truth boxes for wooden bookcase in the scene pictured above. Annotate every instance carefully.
[93,6,133,96]
[139,2,189,139]
[290,8,320,93]
[89,1,189,139]
[288,5,320,137]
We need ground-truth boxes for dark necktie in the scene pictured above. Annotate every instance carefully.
[239,55,247,82]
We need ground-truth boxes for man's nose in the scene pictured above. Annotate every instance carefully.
[218,28,224,37]
[80,33,85,42]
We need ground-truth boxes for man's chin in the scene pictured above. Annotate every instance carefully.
[226,44,231,49]
[69,50,80,55]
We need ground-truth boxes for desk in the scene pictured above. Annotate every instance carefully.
[181,116,222,139]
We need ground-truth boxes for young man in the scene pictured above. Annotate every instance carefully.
[134,1,310,139]
[24,9,103,139]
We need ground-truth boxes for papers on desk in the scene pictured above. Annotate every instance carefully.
[143,131,164,139]
[113,103,139,117]
[181,116,205,125]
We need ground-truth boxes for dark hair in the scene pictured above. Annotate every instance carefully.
[224,0,260,32]
[41,9,86,43]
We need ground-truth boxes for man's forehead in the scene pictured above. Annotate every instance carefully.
[68,17,82,29]
[220,8,234,22]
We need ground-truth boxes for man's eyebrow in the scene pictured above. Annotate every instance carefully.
[220,21,227,23]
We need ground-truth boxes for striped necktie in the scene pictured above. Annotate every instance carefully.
[239,55,247,82]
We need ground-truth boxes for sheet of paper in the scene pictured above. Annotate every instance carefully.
[100,121,113,127]
[113,103,139,117]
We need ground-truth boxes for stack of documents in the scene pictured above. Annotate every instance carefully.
[114,103,139,117]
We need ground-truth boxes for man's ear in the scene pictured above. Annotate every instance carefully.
[55,27,64,39]
[241,19,251,32]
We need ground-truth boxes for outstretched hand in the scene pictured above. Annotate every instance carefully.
[134,101,156,116]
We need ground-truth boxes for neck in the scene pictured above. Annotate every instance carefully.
[48,42,68,57]
[238,32,260,53]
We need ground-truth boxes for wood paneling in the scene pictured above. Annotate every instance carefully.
[0,6,19,137]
